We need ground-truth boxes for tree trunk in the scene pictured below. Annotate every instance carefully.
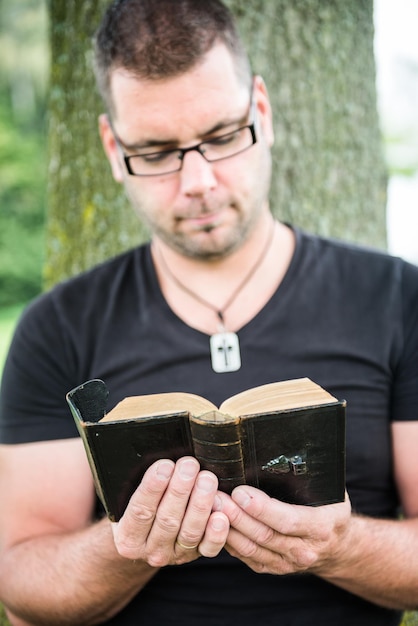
[226,0,387,247]
[45,0,387,288]
[45,0,141,288]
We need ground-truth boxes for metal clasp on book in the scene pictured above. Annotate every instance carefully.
[262,454,307,475]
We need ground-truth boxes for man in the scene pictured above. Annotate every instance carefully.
[0,1,417,624]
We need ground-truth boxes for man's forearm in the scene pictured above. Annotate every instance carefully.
[318,514,418,611]
[0,517,158,626]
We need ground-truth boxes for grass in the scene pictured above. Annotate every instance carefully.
[0,604,10,626]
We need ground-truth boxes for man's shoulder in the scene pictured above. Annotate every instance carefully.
[24,244,151,321]
[294,227,418,300]
[299,228,415,273]
[59,244,149,288]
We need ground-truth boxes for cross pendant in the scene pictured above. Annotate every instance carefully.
[209,332,241,373]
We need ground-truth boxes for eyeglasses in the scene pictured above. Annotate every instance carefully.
[114,96,257,177]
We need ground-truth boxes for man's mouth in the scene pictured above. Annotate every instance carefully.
[178,206,226,231]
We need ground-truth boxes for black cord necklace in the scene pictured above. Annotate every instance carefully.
[155,219,276,373]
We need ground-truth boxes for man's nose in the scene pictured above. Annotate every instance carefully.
[179,149,217,196]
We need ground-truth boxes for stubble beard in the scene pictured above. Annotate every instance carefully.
[128,142,272,261]
[153,212,254,261]
[127,188,257,261]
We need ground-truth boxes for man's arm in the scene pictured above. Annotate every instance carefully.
[0,440,229,626]
[0,439,158,626]
[215,421,418,611]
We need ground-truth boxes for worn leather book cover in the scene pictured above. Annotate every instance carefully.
[67,378,346,522]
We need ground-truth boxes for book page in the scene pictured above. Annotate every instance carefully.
[219,378,338,416]
[101,392,216,422]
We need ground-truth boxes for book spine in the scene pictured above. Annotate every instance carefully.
[189,415,245,494]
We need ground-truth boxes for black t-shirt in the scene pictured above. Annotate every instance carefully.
[1,228,418,625]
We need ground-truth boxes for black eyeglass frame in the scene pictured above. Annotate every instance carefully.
[113,93,257,177]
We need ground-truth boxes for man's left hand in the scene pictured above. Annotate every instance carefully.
[214,486,351,575]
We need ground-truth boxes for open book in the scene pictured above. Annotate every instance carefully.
[67,378,346,522]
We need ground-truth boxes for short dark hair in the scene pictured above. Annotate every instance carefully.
[94,0,252,113]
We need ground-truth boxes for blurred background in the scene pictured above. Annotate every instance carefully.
[0,0,417,366]
[375,0,418,265]
[0,0,48,365]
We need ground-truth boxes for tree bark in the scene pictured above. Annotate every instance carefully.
[226,0,387,246]
[45,0,387,287]
[45,0,141,288]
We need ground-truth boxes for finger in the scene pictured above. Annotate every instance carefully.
[215,490,275,547]
[145,457,201,553]
[216,488,322,565]
[175,470,219,549]
[225,530,300,576]
[231,486,350,538]
[226,521,316,573]
[197,511,230,558]
[218,499,318,575]
[113,458,175,559]
[231,486,297,536]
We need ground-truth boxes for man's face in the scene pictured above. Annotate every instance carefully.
[100,43,274,260]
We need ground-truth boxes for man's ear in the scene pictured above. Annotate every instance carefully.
[253,75,274,147]
[98,113,124,183]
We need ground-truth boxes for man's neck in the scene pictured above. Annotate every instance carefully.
[151,219,295,335]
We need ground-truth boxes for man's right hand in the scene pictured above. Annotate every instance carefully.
[111,456,230,566]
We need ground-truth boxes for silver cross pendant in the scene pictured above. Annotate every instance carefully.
[209,331,241,373]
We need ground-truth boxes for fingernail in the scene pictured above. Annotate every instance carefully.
[211,514,228,531]
[196,473,216,494]
[155,460,174,479]
[232,488,251,509]
[179,458,199,480]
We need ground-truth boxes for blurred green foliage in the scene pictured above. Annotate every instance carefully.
[0,601,9,625]
[0,303,25,370]
[0,95,46,306]
[0,0,48,307]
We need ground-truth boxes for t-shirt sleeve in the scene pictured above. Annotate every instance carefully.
[0,293,80,444]
[391,260,418,422]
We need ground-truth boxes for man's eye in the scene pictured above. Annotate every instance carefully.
[207,130,241,147]
[139,150,175,163]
